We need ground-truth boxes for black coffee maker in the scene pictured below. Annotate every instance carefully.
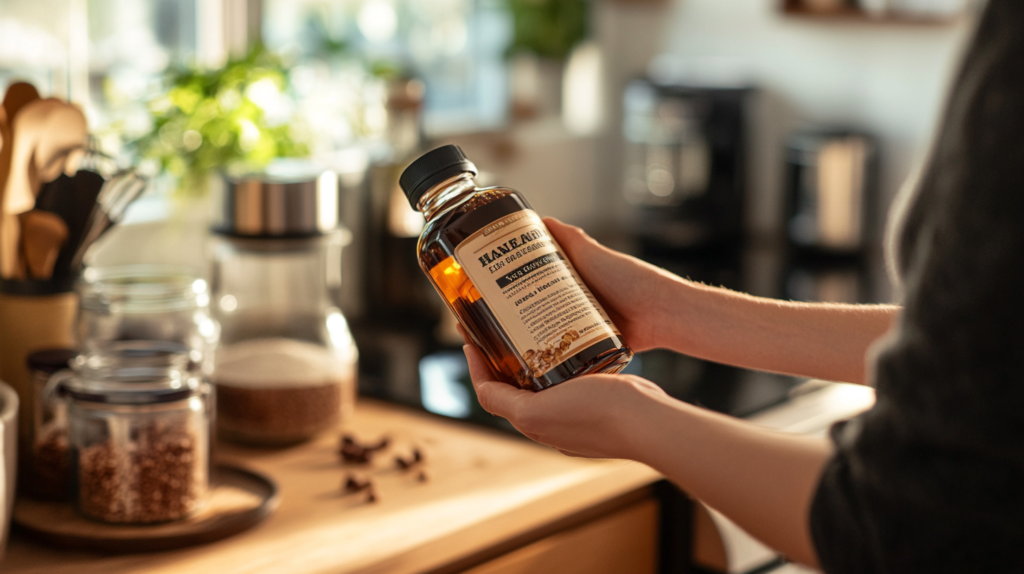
[619,80,803,418]
[621,79,753,256]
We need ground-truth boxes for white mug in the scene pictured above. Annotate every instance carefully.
[0,381,18,563]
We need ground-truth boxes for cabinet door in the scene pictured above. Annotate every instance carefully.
[462,499,658,574]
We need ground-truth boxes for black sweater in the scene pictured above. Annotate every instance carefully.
[810,1,1024,572]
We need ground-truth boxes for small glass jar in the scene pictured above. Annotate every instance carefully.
[211,170,358,445]
[76,266,220,376]
[65,369,211,524]
[26,349,76,500]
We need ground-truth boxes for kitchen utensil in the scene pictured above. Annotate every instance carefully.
[0,214,21,279]
[68,169,146,272]
[19,210,68,280]
[0,83,41,281]
[0,381,18,563]
[3,99,88,216]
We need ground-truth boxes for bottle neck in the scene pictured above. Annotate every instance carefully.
[416,173,478,220]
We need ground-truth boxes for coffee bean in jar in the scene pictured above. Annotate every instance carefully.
[215,338,356,445]
[66,375,211,524]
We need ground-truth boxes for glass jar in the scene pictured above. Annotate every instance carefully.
[211,170,358,445]
[26,349,76,500]
[76,266,220,376]
[64,369,211,524]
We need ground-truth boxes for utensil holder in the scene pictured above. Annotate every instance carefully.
[0,291,76,487]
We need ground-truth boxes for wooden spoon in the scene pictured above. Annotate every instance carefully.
[19,209,68,280]
[0,82,40,204]
[4,99,88,216]
[0,82,40,280]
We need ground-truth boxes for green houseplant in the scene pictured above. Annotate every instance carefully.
[132,44,309,197]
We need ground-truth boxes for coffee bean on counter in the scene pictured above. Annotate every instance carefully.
[338,434,392,464]
[395,447,425,470]
[368,436,391,452]
[365,485,380,503]
[342,474,371,493]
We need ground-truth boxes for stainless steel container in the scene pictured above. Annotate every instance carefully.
[785,131,877,252]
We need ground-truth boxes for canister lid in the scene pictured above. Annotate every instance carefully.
[63,375,203,405]
[26,348,76,375]
[399,145,477,209]
[214,165,339,238]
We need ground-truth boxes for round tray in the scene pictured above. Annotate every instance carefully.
[13,464,279,553]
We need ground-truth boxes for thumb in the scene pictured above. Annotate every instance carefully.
[543,217,598,263]
[463,344,530,419]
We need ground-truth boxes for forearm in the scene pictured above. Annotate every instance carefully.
[624,387,831,567]
[657,278,899,385]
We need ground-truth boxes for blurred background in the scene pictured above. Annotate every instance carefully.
[0,0,973,424]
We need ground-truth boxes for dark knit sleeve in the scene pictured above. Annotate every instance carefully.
[809,1,1024,572]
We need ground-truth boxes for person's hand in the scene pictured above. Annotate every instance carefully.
[544,218,683,353]
[463,342,667,459]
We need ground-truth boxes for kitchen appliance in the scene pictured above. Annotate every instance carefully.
[621,80,754,253]
[782,130,879,303]
[784,130,877,253]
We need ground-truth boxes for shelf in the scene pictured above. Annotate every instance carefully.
[780,3,962,25]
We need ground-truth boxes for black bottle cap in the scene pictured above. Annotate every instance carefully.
[399,145,478,209]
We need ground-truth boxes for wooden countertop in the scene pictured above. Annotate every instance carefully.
[2,400,661,574]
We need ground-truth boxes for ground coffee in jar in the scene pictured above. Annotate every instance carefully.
[215,338,355,444]
[401,145,632,391]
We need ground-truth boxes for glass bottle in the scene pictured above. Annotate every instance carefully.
[210,169,358,445]
[402,145,632,391]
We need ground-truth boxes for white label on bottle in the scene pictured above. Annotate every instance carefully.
[454,209,620,378]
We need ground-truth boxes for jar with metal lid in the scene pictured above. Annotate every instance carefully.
[26,348,76,499]
[76,266,220,376]
[210,169,358,445]
[64,367,211,524]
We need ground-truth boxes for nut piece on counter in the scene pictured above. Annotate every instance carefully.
[416,469,429,483]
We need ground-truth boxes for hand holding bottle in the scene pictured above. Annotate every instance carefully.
[543,218,685,354]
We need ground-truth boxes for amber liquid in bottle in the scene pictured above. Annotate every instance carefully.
[418,180,632,391]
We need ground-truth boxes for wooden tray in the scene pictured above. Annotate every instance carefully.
[12,465,278,553]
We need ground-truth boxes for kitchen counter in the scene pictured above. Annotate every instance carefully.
[3,381,875,574]
[2,399,662,574]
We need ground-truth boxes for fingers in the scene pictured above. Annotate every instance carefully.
[543,217,595,259]
[462,344,529,419]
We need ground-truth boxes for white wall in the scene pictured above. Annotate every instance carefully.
[595,0,973,238]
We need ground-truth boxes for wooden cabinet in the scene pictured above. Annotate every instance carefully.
[464,500,658,574]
